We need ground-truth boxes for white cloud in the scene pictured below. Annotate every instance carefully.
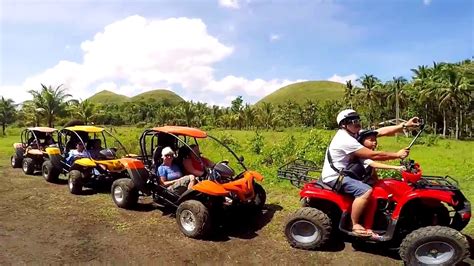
[6,15,301,106]
[219,0,240,9]
[269,34,281,42]
[327,74,358,85]
[423,0,432,5]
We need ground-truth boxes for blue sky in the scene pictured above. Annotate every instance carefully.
[1,0,472,105]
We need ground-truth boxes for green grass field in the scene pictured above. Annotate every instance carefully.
[2,127,472,235]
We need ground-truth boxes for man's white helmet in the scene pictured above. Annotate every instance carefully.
[336,109,360,126]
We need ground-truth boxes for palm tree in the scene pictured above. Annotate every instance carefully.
[344,80,354,108]
[357,74,381,125]
[69,99,96,125]
[28,84,72,127]
[0,97,16,135]
[391,76,408,125]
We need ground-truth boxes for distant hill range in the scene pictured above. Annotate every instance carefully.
[256,81,345,105]
[87,80,345,106]
[87,89,185,105]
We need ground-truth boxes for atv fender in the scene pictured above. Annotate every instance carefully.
[300,183,352,212]
[193,180,229,197]
[393,190,457,219]
[119,158,151,194]
[74,158,96,168]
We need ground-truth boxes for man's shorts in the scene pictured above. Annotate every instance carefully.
[168,175,194,191]
[326,176,371,198]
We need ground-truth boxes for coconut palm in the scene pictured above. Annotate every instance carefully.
[69,99,96,125]
[28,84,72,127]
[0,97,16,135]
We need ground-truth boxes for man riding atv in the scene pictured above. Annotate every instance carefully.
[321,109,419,237]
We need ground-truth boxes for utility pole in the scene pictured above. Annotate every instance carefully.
[395,84,400,136]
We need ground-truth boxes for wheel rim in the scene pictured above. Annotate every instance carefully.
[290,220,320,244]
[23,161,29,172]
[180,210,196,232]
[113,186,124,203]
[68,177,74,191]
[11,156,15,167]
[415,241,455,264]
[43,165,49,179]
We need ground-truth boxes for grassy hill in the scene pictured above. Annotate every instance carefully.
[87,89,184,105]
[87,90,129,104]
[131,89,184,104]
[257,80,345,105]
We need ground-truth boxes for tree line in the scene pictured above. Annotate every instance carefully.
[1,59,472,139]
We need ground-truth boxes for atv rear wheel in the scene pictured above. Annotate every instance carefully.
[176,200,211,239]
[68,170,83,195]
[399,226,469,266]
[252,183,266,211]
[11,155,22,168]
[111,178,138,209]
[22,158,34,175]
[42,160,60,183]
[284,207,332,250]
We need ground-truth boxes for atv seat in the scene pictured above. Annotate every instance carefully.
[315,179,334,190]
[151,146,164,173]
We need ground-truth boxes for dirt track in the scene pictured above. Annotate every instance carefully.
[1,165,472,265]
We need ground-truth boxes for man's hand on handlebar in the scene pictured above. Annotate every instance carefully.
[397,148,409,159]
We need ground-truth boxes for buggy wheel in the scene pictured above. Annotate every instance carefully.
[399,226,469,266]
[22,158,34,175]
[251,183,266,211]
[284,207,332,250]
[176,200,211,239]
[111,178,138,209]
[11,155,22,168]
[68,170,83,195]
[42,160,60,183]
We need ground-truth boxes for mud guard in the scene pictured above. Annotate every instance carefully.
[393,190,457,219]
[192,180,229,197]
[119,158,151,194]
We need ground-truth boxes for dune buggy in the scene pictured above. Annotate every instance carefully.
[11,127,58,175]
[43,125,133,194]
[110,126,266,239]
[279,129,471,265]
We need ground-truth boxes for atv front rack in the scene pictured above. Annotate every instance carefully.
[278,159,321,188]
[415,175,460,191]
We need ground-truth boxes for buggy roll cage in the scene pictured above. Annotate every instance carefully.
[20,127,58,148]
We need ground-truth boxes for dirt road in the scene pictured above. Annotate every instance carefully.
[0,165,472,265]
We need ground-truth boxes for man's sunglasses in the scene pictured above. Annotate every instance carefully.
[348,119,361,125]
[164,154,174,158]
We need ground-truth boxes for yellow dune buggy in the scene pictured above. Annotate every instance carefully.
[43,125,133,194]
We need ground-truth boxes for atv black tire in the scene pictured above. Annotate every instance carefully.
[252,182,266,211]
[284,207,332,250]
[68,170,83,195]
[22,158,35,175]
[42,160,60,183]
[11,154,22,168]
[399,226,469,266]
[176,200,211,239]
[111,178,138,209]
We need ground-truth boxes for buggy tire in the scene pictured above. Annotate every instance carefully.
[68,170,83,195]
[284,207,332,250]
[11,154,22,168]
[176,200,211,239]
[42,160,60,183]
[111,178,138,209]
[399,226,469,266]
[252,182,266,211]
[22,158,34,175]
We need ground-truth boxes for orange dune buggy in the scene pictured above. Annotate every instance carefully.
[111,126,266,238]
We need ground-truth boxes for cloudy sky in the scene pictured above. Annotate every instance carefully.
[0,0,472,106]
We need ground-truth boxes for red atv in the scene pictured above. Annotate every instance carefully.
[279,157,471,265]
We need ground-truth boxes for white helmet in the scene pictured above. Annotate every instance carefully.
[336,109,360,126]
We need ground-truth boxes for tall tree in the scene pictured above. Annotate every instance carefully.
[69,99,96,125]
[0,97,16,135]
[28,84,72,127]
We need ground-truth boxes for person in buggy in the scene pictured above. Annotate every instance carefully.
[66,142,91,165]
[182,144,214,177]
[355,129,406,186]
[321,109,419,237]
[158,147,197,193]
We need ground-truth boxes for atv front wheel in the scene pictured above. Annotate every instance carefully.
[399,226,469,266]
[252,183,266,211]
[111,178,138,209]
[176,200,211,239]
[22,158,35,174]
[68,170,83,195]
[42,160,60,183]
[284,207,332,250]
[11,155,22,168]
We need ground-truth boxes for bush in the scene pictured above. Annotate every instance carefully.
[249,131,265,155]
